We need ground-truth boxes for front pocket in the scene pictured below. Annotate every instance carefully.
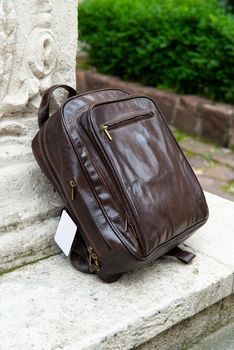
[101,110,153,141]
[88,96,206,258]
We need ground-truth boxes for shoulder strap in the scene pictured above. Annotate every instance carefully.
[166,246,195,263]
[38,84,77,128]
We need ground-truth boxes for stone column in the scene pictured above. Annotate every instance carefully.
[0,0,78,272]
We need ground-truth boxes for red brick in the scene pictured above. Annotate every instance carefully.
[229,115,234,148]
[174,96,208,134]
[76,70,234,147]
[76,70,88,93]
[201,103,233,146]
[80,71,178,123]
[148,89,178,123]
[196,175,234,201]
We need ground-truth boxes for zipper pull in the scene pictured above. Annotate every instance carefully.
[88,246,100,272]
[129,223,137,239]
[125,216,128,232]
[102,125,112,141]
[124,215,137,239]
[69,179,77,200]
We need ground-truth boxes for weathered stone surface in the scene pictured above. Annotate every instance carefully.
[137,295,234,350]
[179,137,220,157]
[189,320,234,350]
[0,142,33,168]
[201,103,233,146]
[0,162,62,231]
[213,150,234,169]
[0,0,78,279]
[0,121,27,137]
[196,175,234,201]
[0,217,59,273]
[186,192,234,270]
[199,164,234,182]
[186,155,210,170]
[0,250,232,350]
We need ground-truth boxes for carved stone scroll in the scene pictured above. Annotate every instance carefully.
[0,0,57,118]
[0,0,16,108]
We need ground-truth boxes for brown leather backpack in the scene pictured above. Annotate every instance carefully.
[32,85,209,282]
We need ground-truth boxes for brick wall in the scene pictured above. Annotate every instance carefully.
[77,70,234,147]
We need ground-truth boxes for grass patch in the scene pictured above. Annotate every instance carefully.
[223,181,234,194]
[0,253,59,278]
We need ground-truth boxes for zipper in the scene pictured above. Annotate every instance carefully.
[102,125,112,141]
[73,128,128,236]
[70,179,77,200]
[89,97,153,251]
[76,116,127,225]
[59,112,114,255]
[125,214,137,239]
[88,246,100,272]
[42,122,108,264]
[102,110,153,141]
[74,103,143,244]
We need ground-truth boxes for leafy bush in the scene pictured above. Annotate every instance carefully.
[79,0,234,103]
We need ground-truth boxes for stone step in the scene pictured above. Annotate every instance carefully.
[0,161,62,231]
[0,141,33,168]
[0,192,233,350]
[189,321,234,350]
[0,216,59,273]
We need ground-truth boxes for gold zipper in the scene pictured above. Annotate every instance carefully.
[102,125,112,141]
[124,216,128,232]
[125,215,137,239]
[102,111,153,141]
[88,246,100,271]
[70,179,77,200]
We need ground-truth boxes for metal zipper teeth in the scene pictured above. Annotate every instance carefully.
[77,113,150,241]
[79,122,140,245]
[57,119,112,252]
[59,110,114,255]
[103,111,153,142]
[88,96,150,249]
[76,120,127,230]
[60,87,131,220]
[42,122,104,258]
[106,111,153,129]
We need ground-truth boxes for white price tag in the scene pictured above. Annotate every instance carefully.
[54,210,77,256]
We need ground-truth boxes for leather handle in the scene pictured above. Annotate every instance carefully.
[38,84,77,128]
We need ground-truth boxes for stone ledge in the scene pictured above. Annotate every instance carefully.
[137,295,234,350]
[0,161,62,231]
[186,192,234,271]
[0,192,233,350]
[77,70,234,147]
[0,216,60,273]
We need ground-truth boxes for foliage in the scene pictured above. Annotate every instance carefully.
[79,0,234,103]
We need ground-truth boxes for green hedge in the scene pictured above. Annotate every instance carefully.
[79,0,234,104]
